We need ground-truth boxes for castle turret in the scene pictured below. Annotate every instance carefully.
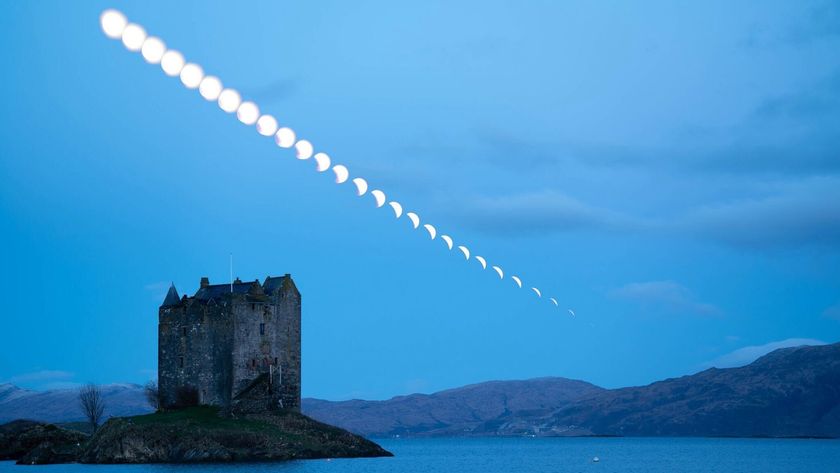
[162,283,180,307]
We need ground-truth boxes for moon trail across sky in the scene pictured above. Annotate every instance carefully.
[99,8,574,316]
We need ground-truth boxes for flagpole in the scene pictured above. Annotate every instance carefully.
[229,253,233,293]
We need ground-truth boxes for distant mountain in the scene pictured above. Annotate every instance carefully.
[3,343,838,438]
[0,384,151,424]
[302,343,840,438]
[540,343,840,438]
[302,377,604,436]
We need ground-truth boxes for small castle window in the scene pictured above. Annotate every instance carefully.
[252,359,256,368]
[179,357,184,368]
[182,327,187,336]
[259,323,265,335]
[251,303,255,310]
[274,357,278,365]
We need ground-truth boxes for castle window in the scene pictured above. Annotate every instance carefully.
[251,303,255,310]
[259,323,265,335]
[182,327,187,336]
[252,359,256,368]
[179,357,184,368]
[274,357,278,365]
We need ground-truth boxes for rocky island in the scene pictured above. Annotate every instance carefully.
[1,407,391,464]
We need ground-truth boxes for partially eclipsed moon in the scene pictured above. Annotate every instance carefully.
[492,266,503,279]
[314,152,331,172]
[475,256,487,269]
[352,177,368,196]
[511,276,522,288]
[532,287,542,297]
[458,246,470,260]
[550,298,559,306]
[332,165,349,184]
[440,235,453,250]
[389,201,403,218]
[371,190,386,207]
[423,224,436,239]
[295,140,313,160]
[568,309,576,317]
[406,212,420,229]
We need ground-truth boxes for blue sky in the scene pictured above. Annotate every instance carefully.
[1,0,838,399]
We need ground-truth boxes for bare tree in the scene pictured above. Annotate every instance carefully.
[79,384,106,433]
[144,380,160,411]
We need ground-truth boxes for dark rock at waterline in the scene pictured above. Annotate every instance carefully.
[0,420,88,464]
[78,407,391,463]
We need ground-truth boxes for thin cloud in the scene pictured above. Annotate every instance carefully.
[459,190,639,236]
[703,338,828,368]
[609,281,721,317]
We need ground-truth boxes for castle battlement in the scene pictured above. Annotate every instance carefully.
[158,275,301,412]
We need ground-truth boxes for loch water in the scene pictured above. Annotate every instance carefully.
[2,437,839,473]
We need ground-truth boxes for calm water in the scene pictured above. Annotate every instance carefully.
[3,437,840,473]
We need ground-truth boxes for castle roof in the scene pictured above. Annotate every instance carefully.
[159,275,294,307]
[162,283,180,307]
[194,281,255,301]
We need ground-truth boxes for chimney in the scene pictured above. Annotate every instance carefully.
[200,277,210,288]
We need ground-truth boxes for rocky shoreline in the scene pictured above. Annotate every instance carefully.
[1,407,392,464]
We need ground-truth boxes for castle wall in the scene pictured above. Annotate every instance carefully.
[158,302,233,408]
[230,284,301,410]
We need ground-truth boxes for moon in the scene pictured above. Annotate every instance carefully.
[423,224,436,239]
[440,235,453,250]
[531,287,541,297]
[141,36,166,64]
[370,190,386,207]
[568,309,576,317]
[256,115,279,137]
[550,298,559,307]
[295,140,313,160]
[511,276,522,288]
[406,212,420,229]
[389,201,403,218]
[100,9,128,39]
[332,165,349,184]
[274,127,296,148]
[492,266,504,279]
[457,246,470,260]
[475,256,487,269]
[352,178,368,196]
[312,152,330,172]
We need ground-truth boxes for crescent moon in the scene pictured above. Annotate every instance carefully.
[423,224,436,239]
[568,309,576,317]
[511,276,522,288]
[389,201,403,218]
[294,139,313,160]
[313,152,331,172]
[457,246,470,260]
[550,298,559,307]
[440,235,453,250]
[406,212,420,229]
[370,190,386,208]
[531,287,542,298]
[475,256,487,269]
[332,165,349,184]
[352,177,368,196]
[492,266,504,279]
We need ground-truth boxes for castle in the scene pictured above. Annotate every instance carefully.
[158,275,301,412]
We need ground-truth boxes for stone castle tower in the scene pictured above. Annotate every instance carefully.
[158,275,301,412]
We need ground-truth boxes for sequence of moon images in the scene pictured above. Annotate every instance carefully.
[100,9,575,317]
